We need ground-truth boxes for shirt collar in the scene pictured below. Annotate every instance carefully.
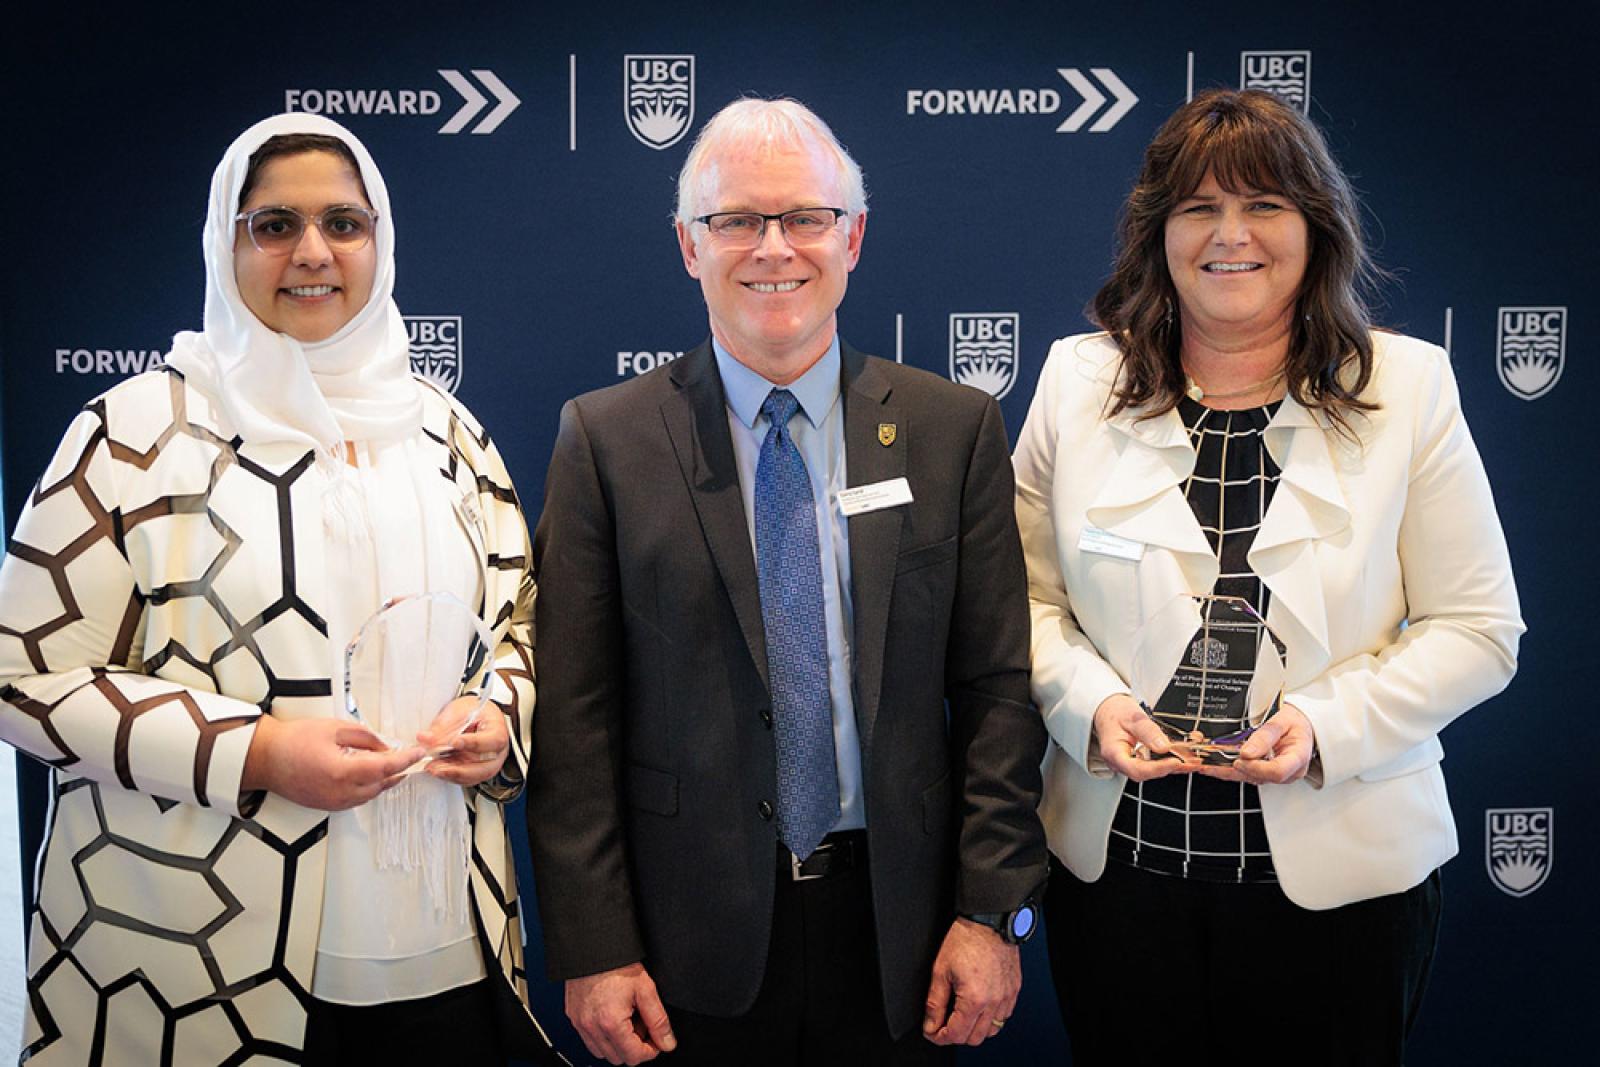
[713,337,842,430]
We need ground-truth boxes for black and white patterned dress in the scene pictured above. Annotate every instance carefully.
[0,367,546,1064]
[1107,395,1283,883]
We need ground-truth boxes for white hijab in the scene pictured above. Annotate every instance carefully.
[164,113,421,448]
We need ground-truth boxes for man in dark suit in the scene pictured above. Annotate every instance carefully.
[527,97,1047,1066]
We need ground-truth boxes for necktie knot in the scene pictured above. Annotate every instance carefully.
[762,389,802,436]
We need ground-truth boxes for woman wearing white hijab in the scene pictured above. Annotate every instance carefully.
[0,115,561,1064]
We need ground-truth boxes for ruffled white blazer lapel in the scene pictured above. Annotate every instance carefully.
[1084,385,1352,683]
[1253,395,1353,680]
[1088,405,1220,605]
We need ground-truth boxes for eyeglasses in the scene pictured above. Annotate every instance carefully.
[693,207,847,248]
[233,204,379,255]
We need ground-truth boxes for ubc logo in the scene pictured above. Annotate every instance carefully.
[1497,306,1565,400]
[405,316,463,393]
[625,55,694,150]
[1240,51,1312,114]
[948,313,1019,400]
[1486,807,1552,897]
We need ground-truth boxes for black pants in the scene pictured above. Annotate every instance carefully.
[1044,856,1441,1067]
[664,833,952,1067]
[303,976,557,1066]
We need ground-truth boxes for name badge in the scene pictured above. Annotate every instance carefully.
[837,477,914,517]
[1077,526,1145,561]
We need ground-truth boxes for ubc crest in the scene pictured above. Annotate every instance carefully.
[405,315,464,394]
[1240,51,1312,114]
[625,55,695,150]
[1497,306,1565,401]
[1486,807,1553,897]
[948,313,1019,400]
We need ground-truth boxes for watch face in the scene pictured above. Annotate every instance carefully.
[1010,905,1037,942]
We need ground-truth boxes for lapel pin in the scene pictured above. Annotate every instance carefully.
[877,423,897,447]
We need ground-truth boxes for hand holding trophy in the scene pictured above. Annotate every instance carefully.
[1129,594,1286,767]
[339,590,499,917]
[343,591,496,777]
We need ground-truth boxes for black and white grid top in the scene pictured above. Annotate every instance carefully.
[1107,394,1284,883]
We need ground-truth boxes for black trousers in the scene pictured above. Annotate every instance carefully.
[302,975,558,1066]
[664,833,953,1067]
[1044,856,1441,1067]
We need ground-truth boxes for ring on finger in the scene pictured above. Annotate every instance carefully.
[991,1017,1006,1031]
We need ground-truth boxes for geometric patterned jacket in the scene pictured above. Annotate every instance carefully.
[0,366,542,1064]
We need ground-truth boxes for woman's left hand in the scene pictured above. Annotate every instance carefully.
[418,695,511,786]
[1199,702,1316,786]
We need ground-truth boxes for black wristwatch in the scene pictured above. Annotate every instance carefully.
[961,900,1038,944]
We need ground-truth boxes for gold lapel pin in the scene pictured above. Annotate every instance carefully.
[877,423,897,447]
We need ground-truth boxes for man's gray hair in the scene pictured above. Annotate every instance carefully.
[675,97,869,226]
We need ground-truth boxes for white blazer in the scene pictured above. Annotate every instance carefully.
[1013,332,1523,910]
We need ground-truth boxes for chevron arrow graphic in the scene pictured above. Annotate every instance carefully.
[438,70,487,134]
[1056,67,1137,133]
[437,70,520,134]
[470,69,521,134]
[1088,68,1137,131]
[1056,69,1103,133]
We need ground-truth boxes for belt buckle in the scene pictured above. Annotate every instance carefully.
[790,843,830,882]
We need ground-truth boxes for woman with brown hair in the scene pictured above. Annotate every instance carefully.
[1013,89,1523,1065]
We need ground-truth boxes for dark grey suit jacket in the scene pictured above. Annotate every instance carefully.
[527,342,1046,1037]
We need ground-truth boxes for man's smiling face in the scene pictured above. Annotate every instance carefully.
[676,142,864,384]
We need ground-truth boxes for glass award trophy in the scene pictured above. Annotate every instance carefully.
[1129,594,1286,766]
[342,591,495,772]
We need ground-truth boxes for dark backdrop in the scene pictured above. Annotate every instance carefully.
[2,2,1593,1062]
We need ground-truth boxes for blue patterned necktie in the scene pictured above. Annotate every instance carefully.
[755,388,839,860]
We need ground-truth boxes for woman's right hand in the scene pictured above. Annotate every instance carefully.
[241,715,425,810]
[1092,693,1198,781]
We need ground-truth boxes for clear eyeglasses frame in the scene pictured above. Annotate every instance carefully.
[692,207,847,248]
[233,204,379,255]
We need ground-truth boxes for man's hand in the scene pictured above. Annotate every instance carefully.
[921,918,1021,1047]
[566,962,677,1065]
[241,715,423,811]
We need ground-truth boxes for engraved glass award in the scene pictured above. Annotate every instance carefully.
[1129,594,1286,765]
[342,591,495,770]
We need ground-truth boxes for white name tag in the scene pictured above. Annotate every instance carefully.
[837,477,914,516]
[1077,526,1145,561]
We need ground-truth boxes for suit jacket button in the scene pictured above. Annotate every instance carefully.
[758,800,774,821]
[759,707,773,729]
